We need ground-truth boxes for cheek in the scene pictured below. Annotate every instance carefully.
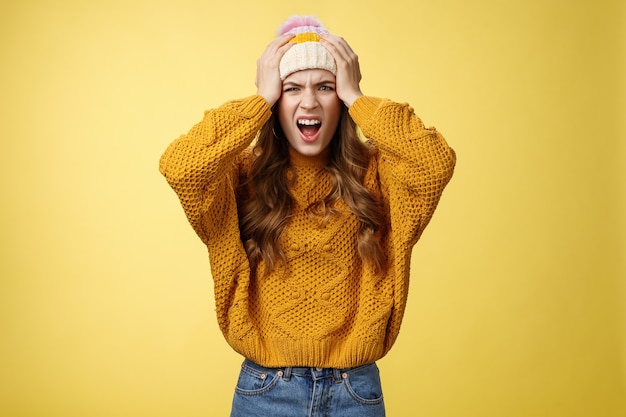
[326,103,342,132]
[277,101,293,131]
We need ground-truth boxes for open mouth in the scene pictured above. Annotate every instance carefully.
[297,118,321,140]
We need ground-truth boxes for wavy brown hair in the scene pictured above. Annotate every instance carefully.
[239,106,387,273]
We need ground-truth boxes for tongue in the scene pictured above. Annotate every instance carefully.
[300,125,320,138]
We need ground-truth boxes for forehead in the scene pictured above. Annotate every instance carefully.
[283,69,336,84]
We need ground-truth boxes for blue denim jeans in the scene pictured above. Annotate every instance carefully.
[230,359,386,417]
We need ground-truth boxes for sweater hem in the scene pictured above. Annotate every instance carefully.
[228,335,387,369]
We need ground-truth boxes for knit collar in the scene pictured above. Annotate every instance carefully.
[288,146,330,168]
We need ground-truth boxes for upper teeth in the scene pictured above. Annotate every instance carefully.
[298,119,321,126]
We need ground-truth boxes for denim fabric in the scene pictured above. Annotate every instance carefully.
[230,359,385,417]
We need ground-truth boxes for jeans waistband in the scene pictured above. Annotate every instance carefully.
[242,358,369,383]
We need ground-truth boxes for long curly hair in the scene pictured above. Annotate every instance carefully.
[239,105,387,273]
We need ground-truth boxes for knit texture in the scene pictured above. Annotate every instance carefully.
[278,15,336,80]
[160,95,456,368]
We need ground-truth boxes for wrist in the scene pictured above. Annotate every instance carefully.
[342,91,363,108]
[258,89,279,108]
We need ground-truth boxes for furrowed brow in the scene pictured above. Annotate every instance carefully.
[316,79,336,87]
[283,81,303,88]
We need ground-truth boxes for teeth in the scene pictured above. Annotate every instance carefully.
[297,119,321,126]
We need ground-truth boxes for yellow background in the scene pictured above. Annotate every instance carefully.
[1,0,624,416]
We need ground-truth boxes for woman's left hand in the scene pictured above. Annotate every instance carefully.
[320,34,363,107]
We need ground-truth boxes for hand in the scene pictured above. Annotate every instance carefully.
[320,34,363,107]
[256,34,294,107]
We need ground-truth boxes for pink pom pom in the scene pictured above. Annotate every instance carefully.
[278,15,325,35]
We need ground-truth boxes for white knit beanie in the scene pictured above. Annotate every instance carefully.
[277,15,337,80]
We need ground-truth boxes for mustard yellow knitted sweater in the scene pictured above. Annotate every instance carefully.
[160,95,455,368]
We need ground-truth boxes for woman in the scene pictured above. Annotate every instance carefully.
[160,15,456,417]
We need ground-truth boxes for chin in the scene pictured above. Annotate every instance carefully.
[293,145,324,157]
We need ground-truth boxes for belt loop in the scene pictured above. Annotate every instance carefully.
[283,366,292,381]
[333,368,342,383]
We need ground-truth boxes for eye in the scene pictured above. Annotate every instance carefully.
[283,86,300,93]
[319,85,334,91]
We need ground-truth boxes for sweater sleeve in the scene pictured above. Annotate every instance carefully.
[159,95,271,244]
[349,96,456,246]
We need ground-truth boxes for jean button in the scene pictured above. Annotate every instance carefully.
[315,367,323,371]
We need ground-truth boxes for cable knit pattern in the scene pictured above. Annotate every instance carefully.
[160,95,455,368]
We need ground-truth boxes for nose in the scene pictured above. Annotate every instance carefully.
[299,88,319,110]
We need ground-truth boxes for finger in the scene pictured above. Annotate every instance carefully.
[277,37,295,55]
[320,34,355,61]
[268,33,295,53]
[259,34,295,65]
[320,36,361,82]
[255,34,295,106]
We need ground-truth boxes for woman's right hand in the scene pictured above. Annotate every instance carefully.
[255,34,294,107]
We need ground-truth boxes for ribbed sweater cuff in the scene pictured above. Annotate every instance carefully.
[348,96,383,129]
[236,95,272,122]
